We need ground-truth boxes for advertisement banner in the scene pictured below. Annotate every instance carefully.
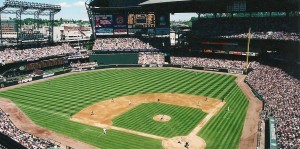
[214,50,228,54]
[114,14,127,28]
[43,73,55,78]
[156,28,170,35]
[156,13,170,27]
[128,29,142,35]
[96,28,114,35]
[95,15,113,28]
[147,29,155,34]
[114,29,128,35]
[203,49,213,53]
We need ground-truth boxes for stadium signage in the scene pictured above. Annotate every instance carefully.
[95,13,170,36]
[203,49,213,53]
[19,33,44,41]
[43,73,55,78]
[214,50,228,54]
[183,65,192,68]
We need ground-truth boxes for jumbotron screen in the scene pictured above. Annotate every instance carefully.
[95,13,169,36]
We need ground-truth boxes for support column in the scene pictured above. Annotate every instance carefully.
[48,12,54,43]
[16,9,22,46]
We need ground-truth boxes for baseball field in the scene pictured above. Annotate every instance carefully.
[0,68,249,149]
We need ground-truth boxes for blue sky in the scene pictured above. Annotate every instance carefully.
[0,0,197,21]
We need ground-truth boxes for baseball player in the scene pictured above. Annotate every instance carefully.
[90,111,94,116]
[197,101,200,106]
[184,141,189,148]
[129,100,132,105]
[111,98,114,102]
[160,115,164,121]
[103,128,106,135]
[228,106,230,111]
[178,137,182,144]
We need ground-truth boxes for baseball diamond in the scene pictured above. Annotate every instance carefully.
[0,68,249,149]
[0,0,298,148]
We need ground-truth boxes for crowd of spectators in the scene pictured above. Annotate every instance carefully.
[0,44,77,65]
[93,38,158,51]
[170,56,245,70]
[246,62,300,149]
[138,52,165,64]
[0,109,56,149]
[193,17,299,41]
[70,62,98,69]
[219,32,300,41]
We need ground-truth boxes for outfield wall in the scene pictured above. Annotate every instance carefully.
[89,54,139,65]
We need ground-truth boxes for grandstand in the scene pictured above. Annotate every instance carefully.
[0,0,299,149]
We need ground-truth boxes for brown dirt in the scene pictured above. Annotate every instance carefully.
[0,98,97,149]
[72,93,225,149]
[162,135,206,149]
[71,93,221,126]
[153,115,171,122]
[236,75,263,149]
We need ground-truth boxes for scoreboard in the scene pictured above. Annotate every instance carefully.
[128,14,155,28]
[95,13,169,36]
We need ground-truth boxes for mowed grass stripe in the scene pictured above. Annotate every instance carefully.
[198,86,248,149]
[113,103,207,137]
[0,69,247,149]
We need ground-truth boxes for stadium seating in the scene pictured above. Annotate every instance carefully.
[70,62,98,69]
[138,52,165,64]
[0,44,77,65]
[92,38,159,51]
[193,17,299,41]
[170,56,245,70]
[246,62,300,149]
[0,109,56,149]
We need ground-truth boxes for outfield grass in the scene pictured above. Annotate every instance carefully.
[113,103,207,137]
[0,69,248,149]
[198,85,249,149]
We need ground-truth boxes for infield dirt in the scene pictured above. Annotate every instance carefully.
[71,93,222,126]
[71,93,225,149]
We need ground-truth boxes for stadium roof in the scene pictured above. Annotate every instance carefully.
[88,0,300,13]
[139,0,191,5]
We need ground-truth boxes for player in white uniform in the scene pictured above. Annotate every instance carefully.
[160,115,164,121]
[103,128,107,135]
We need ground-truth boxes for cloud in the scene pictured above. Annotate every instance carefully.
[58,2,72,8]
[57,1,85,8]
[73,1,85,7]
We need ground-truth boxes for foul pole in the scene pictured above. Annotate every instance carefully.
[245,28,251,74]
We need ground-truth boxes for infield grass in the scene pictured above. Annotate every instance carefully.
[113,103,207,137]
[0,69,248,149]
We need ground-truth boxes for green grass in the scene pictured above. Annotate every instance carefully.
[0,69,248,149]
[198,85,249,149]
[113,103,207,137]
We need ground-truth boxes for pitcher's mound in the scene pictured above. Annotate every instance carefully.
[153,115,171,122]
